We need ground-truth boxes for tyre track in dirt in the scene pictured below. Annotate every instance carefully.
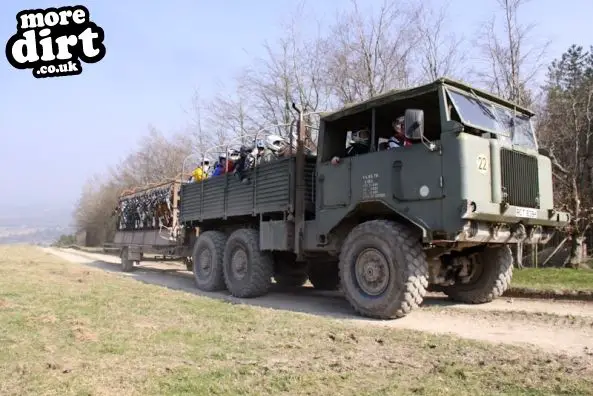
[44,247,593,358]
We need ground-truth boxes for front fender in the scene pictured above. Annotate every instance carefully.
[331,200,432,241]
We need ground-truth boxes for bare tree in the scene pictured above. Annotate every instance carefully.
[415,0,467,83]
[473,0,549,107]
[237,1,330,149]
[322,0,422,105]
[74,125,195,245]
[116,126,193,185]
[207,84,256,147]
[184,88,216,157]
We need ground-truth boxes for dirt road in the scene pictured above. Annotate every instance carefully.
[45,247,593,358]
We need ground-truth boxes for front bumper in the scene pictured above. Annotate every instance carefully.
[455,199,570,244]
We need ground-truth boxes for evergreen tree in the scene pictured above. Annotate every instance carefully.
[538,45,593,266]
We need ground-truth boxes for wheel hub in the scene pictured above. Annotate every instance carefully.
[198,249,212,275]
[455,254,480,284]
[231,249,248,279]
[355,248,390,296]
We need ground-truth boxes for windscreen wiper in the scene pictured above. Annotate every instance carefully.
[469,89,498,122]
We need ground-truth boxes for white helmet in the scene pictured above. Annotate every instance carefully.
[266,134,286,152]
[228,149,240,161]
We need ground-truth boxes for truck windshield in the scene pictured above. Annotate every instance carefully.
[446,88,537,151]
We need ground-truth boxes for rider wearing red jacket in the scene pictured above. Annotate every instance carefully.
[388,116,412,148]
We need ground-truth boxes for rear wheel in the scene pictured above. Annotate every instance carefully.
[442,245,513,303]
[192,231,227,291]
[339,220,429,319]
[223,228,274,298]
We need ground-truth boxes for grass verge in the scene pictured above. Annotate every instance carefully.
[511,267,593,292]
[1,245,593,396]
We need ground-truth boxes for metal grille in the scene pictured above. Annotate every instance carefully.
[500,148,539,208]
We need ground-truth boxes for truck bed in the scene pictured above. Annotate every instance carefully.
[180,156,317,223]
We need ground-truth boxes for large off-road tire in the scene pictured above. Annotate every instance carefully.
[192,231,227,291]
[339,220,429,319]
[274,272,308,287]
[223,228,274,298]
[308,261,340,291]
[442,245,513,303]
[120,247,134,272]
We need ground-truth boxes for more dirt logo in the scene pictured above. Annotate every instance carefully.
[5,5,106,78]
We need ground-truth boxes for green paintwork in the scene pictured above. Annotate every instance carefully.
[180,77,569,253]
[309,77,569,249]
[320,77,535,122]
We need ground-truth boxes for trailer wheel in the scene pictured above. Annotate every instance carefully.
[308,261,340,291]
[223,228,274,298]
[339,220,428,319]
[192,231,227,291]
[442,245,513,303]
[120,247,134,272]
[184,257,193,271]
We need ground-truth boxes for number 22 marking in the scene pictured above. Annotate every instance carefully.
[477,154,488,173]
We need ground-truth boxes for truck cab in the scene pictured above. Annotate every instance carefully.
[298,77,569,318]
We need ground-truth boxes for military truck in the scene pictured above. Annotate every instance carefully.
[120,77,570,319]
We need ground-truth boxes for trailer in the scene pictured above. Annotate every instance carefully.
[111,179,195,271]
[114,77,571,320]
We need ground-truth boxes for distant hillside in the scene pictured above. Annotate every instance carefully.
[0,203,75,245]
[0,225,75,246]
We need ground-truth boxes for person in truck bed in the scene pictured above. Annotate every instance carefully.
[212,152,236,176]
[254,139,269,165]
[190,158,210,182]
[261,134,286,163]
[233,144,255,183]
[211,153,226,176]
[276,135,316,158]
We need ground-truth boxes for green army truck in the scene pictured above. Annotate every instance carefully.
[177,77,570,319]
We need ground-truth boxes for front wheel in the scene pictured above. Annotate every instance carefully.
[339,220,429,319]
[442,245,513,303]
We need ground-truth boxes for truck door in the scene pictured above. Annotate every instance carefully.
[316,159,352,209]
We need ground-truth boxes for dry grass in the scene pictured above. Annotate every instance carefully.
[1,245,593,396]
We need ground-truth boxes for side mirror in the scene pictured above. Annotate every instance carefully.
[404,109,424,140]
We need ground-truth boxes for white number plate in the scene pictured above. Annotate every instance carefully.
[515,207,538,219]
